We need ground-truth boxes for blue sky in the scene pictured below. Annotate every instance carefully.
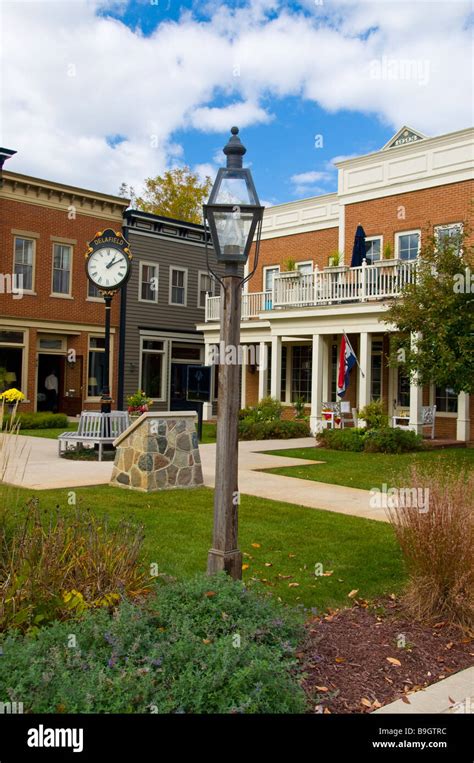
[1,0,472,205]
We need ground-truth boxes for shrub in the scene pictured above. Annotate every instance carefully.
[0,574,307,713]
[294,397,307,420]
[2,412,69,430]
[0,499,149,633]
[238,396,282,424]
[364,428,423,454]
[388,466,474,630]
[358,400,388,430]
[316,426,422,453]
[316,427,366,452]
[239,419,310,440]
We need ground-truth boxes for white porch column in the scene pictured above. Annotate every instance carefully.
[456,392,470,441]
[258,342,268,401]
[240,345,247,409]
[321,335,330,402]
[270,335,282,400]
[409,332,423,434]
[310,334,324,434]
[203,342,214,420]
[358,332,372,412]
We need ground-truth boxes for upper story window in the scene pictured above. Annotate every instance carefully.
[396,231,420,261]
[264,266,280,292]
[169,267,187,306]
[14,237,35,292]
[296,261,313,275]
[139,261,159,303]
[52,243,72,295]
[88,280,101,299]
[198,271,214,308]
[435,223,463,254]
[365,236,382,262]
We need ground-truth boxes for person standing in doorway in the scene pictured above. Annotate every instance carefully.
[45,369,59,412]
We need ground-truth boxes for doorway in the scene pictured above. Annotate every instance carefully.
[37,355,65,413]
[170,363,200,412]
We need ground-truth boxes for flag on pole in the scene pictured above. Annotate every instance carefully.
[337,333,357,398]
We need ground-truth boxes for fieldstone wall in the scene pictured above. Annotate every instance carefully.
[110,412,203,492]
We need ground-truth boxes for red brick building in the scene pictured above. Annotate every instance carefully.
[0,160,129,414]
[200,126,474,441]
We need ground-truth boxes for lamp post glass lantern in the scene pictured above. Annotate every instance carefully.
[204,127,264,580]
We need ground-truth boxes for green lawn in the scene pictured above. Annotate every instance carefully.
[17,421,217,443]
[1,483,404,612]
[262,446,474,491]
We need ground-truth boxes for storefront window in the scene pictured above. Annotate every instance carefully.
[140,339,165,400]
[291,345,311,403]
[88,336,106,397]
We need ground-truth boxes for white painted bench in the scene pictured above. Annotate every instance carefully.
[58,411,130,461]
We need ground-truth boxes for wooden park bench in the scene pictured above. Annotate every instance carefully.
[58,411,130,461]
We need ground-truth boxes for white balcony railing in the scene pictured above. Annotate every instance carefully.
[204,259,417,322]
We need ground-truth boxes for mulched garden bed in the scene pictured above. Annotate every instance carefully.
[298,597,473,713]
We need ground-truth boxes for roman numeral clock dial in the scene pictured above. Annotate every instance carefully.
[85,230,132,294]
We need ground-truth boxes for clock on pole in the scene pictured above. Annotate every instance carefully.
[85,229,132,413]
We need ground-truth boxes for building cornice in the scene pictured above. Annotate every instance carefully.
[0,171,129,220]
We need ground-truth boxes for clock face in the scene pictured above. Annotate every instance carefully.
[86,247,129,290]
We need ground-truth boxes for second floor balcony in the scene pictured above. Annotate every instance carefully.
[205,258,417,322]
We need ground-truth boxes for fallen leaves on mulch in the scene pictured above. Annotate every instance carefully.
[297,597,473,714]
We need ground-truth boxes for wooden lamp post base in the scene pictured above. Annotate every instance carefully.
[207,548,243,579]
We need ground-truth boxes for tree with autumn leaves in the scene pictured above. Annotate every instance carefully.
[119,167,212,225]
[386,225,474,394]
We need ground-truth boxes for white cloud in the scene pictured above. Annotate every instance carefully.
[0,0,471,196]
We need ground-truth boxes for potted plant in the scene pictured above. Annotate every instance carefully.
[0,387,25,416]
[375,241,398,266]
[126,390,152,418]
[324,251,346,272]
[279,258,301,278]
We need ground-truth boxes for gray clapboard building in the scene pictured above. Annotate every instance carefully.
[119,209,227,414]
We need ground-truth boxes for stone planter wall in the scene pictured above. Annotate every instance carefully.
[110,411,203,492]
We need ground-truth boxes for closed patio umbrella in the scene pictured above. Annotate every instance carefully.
[351,224,367,267]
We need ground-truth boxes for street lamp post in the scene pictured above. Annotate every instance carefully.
[203,127,264,580]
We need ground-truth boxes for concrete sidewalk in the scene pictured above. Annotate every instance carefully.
[374,666,474,714]
[0,434,386,521]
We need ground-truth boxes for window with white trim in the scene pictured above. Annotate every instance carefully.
[87,336,106,397]
[370,338,384,400]
[140,338,166,400]
[198,271,214,308]
[435,386,458,413]
[296,261,313,275]
[365,236,382,262]
[169,267,187,306]
[139,261,159,303]
[396,231,420,261]
[52,243,72,295]
[88,280,101,299]
[435,223,463,254]
[264,266,279,292]
[14,237,34,291]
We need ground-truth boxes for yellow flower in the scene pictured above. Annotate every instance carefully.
[0,388,25,403]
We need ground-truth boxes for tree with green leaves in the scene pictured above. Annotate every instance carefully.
[385,227,474,394]
[119,167,212,225]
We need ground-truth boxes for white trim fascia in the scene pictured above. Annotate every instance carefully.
[334,127,474,168]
